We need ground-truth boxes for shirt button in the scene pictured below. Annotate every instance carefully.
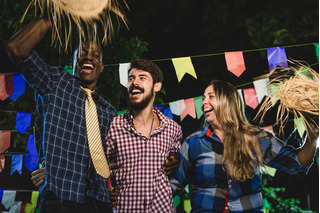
[229,185,232,188]
[225,207,228,210]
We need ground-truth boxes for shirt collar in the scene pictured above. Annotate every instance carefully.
[198,125,223,143]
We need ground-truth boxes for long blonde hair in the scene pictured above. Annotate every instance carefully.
[208,80,264,182]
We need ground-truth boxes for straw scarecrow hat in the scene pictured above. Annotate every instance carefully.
[22,0,128,51]
[254,60,319,138]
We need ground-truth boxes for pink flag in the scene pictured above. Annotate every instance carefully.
[243,88,259,109]
[180,98,196,122]
[225,51,246,77]
[0,73,14,101]
[0,131,11,153]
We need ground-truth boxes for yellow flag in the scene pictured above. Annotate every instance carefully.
[25,191,39,213]
[172,57,197,82]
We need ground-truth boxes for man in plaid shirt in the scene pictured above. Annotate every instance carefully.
[7,15,117,212]
[106,59,183,212]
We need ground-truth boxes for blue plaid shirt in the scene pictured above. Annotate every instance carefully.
[12,51,117,204]
[170,126,310,212]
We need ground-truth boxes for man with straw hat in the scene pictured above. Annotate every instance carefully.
[6,14,117,212]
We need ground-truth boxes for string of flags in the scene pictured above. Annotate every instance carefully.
[0,73,25,102]
[0,189,39,213]
[0,133,39,175]
[0,110,38,175]
[117,43,319,86]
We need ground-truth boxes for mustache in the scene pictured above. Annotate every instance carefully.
[129,85,144,93]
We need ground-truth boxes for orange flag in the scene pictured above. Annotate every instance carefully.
[180,98,196,122]
[0,131,11,153]
[225,51,246,77]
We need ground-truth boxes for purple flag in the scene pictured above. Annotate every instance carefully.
[15,112,32,134]
[9,73,25,101]
[11,155,23,175]
[267,46,288,72]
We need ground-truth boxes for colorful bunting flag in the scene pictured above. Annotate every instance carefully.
[225,51,246,77]
[270,83,283,106]
[64,65,73,75]
[9,73,25,102]
[194,96,203,119]
[162,107,173,119]
[15,112,32,134]
[180,98,196,122]
[261,125,275,134]
[314,43,319,61]
[117,110,127,115]
[9,201,22,213]
[237,89,246,117]
[119,63,131,88]
[264,165,277,177]
[10,155,23,176]
[243,88,259,109]
[0,189,6,202]
[0,73,14,101]
[172,57,197,82]
[25,191,39,213]
[294,117,306,138]
[267,46,288,72]
[0,130,11,153]
[169,100,185,116]
[0,155,4,172]
[2,190,16,209]
[25,153,39,172]
[253,78,271,103]
[26,134,36,154]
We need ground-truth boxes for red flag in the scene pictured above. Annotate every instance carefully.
[0,73,14,101]
[225,51,246,77]
[0,130,11,153]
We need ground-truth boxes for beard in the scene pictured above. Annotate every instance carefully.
[128,85,154,110]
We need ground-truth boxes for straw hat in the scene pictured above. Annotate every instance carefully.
[22,0,128,51]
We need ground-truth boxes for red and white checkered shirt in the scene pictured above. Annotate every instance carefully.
[106,107,182,213]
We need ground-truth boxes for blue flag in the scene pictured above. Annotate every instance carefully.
[15,112,32,134]
[9,73,25,101]
[11,155,23,175]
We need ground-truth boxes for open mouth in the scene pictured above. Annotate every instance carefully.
[203,107,214,115]
[81,64,94,73]
[130,89,143,97]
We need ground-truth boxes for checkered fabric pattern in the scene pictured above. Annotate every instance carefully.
[12,51,117,204]
[170,126,310,212]
[106,107,182,213]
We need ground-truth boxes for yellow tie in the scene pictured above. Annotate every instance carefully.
[81,86,110,178]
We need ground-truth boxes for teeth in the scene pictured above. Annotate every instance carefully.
[203,108,213,113]
[82,64,93,69]
[132,89,141,93]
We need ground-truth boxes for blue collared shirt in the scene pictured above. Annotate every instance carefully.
[12,51,117,204]
[170,126,310,212]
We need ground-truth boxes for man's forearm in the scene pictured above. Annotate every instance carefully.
[6,15,51,60]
